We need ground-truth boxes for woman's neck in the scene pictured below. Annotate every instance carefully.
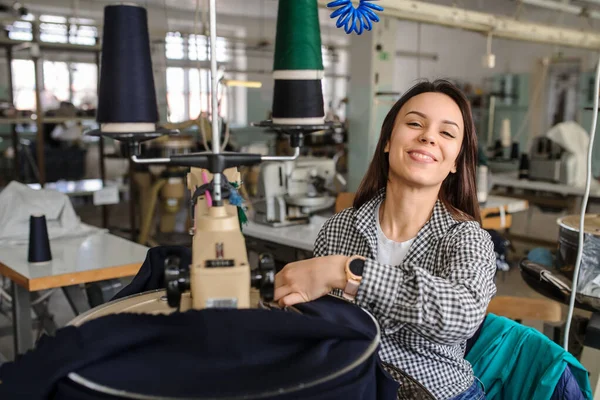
[379,182,439,242]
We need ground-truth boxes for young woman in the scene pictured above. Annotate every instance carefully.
[274,80,496,399]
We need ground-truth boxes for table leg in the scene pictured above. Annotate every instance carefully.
[11,282,33,355]
[62,285,90,315]
[31,292,57,336]
[543,322,562,344]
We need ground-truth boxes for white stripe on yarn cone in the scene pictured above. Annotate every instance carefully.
[271,116,325,125]
[273,70,324,80]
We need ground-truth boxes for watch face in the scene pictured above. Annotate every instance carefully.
[349,258,365,276]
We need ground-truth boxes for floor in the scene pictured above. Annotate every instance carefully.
[0,199,597,365]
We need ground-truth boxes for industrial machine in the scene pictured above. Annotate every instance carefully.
[134,134,197,246]
[528,119,589,187]
[253,157,338,227]
[528,136,577,185]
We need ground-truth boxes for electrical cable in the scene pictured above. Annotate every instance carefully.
[563,53,600,351]
[326,0,384,35]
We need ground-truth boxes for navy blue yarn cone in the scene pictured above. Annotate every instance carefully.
[96,4,158,124]
[28,215,52,263]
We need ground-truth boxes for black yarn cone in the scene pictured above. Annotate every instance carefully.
[518,154,530,180]
[28,215,52,263]
[96,4,158,124]
[510,142,520,160]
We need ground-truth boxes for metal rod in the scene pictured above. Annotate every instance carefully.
[6,45,18,181]
[261,147,301,161]
[131,147,301,167]
[33,52,45,185]
[99,136,108,228]
[486,95,496,148]
[131,155,171,164]
[96,46,108,229]
[209,0,221,203]
[128,158,136,241]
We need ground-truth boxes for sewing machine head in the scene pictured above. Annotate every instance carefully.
[254,157,337,227]
[528,136,577,185]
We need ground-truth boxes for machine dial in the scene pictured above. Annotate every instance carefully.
[251,253,276,302]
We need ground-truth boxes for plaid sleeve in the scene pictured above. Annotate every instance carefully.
[313,224,329,257]
[355,223,497,345]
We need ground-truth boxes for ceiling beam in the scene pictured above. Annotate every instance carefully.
[317,0,600,50]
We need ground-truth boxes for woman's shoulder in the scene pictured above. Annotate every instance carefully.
[320,207,357,232]
[437,202,491,240]
[444,218,493,249]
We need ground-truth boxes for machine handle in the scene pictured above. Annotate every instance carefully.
[131,148,300,173]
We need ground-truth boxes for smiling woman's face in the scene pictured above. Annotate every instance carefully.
[385,92,465,189]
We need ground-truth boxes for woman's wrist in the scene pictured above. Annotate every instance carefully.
[330,255,349,290]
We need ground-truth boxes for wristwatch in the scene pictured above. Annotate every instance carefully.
[343,255,366,301]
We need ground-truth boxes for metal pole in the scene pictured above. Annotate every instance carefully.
[129,157,136,241]
[33,53,45,185]
[95,46,108,228]
[32,20,45,185]
[209,0,221,204]
[6,45,19,181]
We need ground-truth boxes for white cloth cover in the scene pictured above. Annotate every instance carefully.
[544,121,590,187]
[0,181,101,244]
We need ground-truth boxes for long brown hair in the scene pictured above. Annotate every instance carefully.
[353,79,481,224]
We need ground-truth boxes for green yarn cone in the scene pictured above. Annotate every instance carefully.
[273,0,323,71]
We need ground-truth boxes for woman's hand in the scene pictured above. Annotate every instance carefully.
[274,255,349,307]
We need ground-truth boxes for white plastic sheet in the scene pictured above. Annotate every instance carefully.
[0,181,102,245]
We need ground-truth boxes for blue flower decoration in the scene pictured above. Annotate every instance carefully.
[326,0,384,35]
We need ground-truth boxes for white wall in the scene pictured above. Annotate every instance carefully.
[393,20,598,94]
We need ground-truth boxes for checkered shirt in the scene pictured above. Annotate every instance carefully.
[315,189,497,399]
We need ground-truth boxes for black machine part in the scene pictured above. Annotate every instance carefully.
[169,152,263,173]
[164,256,190,309]
[252,254,276,302]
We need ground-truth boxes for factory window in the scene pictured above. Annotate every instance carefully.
[40,22,68,43]
[11,60,98,112]
[43,61,70,104]
[71,63,97,109]
[39,15,67,23]
[6,16,98,45]
[11,60,36,111]
[166,67,228,123]
[188,67,207,119]
[69,24,97,46]
[188,34,228,62]
[166,32,185,60]
[8,20,32,41]
[165,32,228,62]
[166,67,186,122]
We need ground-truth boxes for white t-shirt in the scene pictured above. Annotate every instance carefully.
[375,204,415,266]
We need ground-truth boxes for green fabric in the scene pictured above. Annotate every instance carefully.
[465,314,592,400]
[273,0,323,71]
